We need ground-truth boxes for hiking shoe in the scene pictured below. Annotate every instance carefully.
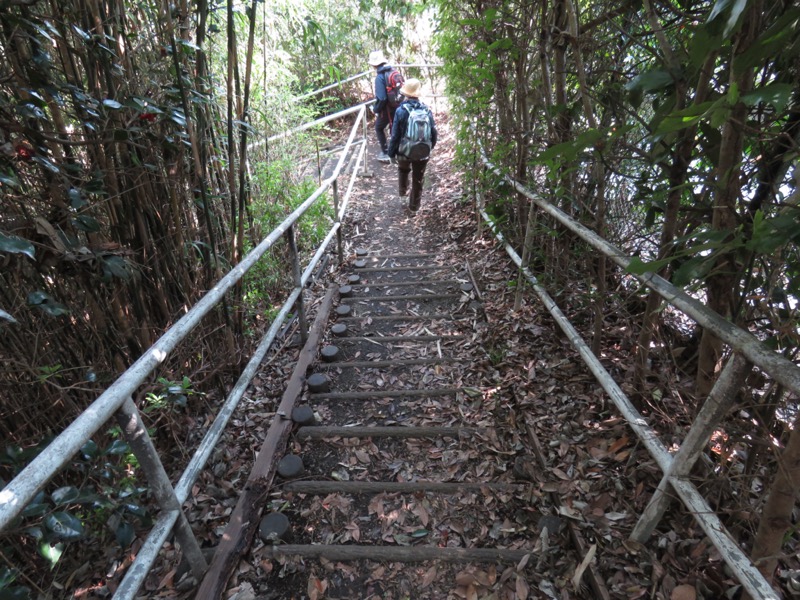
[399,188,408,197]
[376,152,390,163]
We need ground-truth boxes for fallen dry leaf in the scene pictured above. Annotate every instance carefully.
[671,584,696,600]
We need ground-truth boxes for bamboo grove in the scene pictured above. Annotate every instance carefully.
[0,0,424,590]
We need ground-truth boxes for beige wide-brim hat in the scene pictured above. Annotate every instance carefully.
[368,50,387,66]
[400,78,422,98]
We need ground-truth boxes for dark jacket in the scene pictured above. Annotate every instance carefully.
[387,98,438,160]
[373,64,395,114]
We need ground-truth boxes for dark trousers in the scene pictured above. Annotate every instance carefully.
[397,157,428,211]
[375,107,395,153]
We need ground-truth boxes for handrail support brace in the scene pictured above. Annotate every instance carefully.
[116,398,207,579]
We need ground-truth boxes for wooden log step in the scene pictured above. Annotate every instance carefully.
[355,265,450,273]
[341,293,461,303]
[266,545,533,563]
[336,335,466,343]
[357,253,438,260]
[281,481,525,494]
[296,426,470,439]
[350,280,461,289]
[309,388,461,400]
[337,314,452,322]
[315,358,457,369]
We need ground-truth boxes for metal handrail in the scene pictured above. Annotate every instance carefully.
[292,63,444,102]
[479,206,779,599]
[1,105,368,599]
[479,152,800,397]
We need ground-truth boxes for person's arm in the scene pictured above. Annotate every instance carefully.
[373,72,388,114]
[387,106,406,158]
[430,112,438,149]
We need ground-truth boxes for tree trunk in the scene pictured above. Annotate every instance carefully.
[747,410,800,595]
[696,2,762,396]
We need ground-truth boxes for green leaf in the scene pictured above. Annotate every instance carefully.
[67,187,87,209]
[27,291,69,317]
[0,170,22,190]
[80,439,99,459]
[38,540,65,567]
[672,255,712,287]
[44,512,84,541]
[652,100,715,136]
[0,233,35,260]
[0,565,17,586]
[32,156,60,174]
[535,128,605,163]
[105,439,130,455]
[741,83,794,113]
[708,0,749,38]
[625,69,674,95]
[747,211,800,253]
[115,520,135,548]
[21,491,48,518]
[51,486,80,506]
[625,256,673,275]
[0,566,30,599]
[101,256,134,280]
[411,528,429,538]
[737,8,800,72]
[72,214,101,233]
[0,308,17,323]
[102,99,123,109]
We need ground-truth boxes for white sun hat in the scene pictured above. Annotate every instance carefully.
[368,50,387,66]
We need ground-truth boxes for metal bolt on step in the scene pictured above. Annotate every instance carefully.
[277,454,305,479]
[259,512,291,543]
[339,285,353,297]
[321,345,340,362]
[292,405,317,426]
[331,323,348,337]
[460,283,474,293]
[348,274,361,284]
[307,373,330,393]
[335,304,351,317]
[354,259,367,269]
[355,248,368,257]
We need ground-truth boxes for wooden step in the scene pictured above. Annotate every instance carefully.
[281,481,525,494]
[266,545,533,563]
[335,335,466,343]
[315,358,457,369]
[309,388,461,400]
[341,293,461,303]
[296,425,470,439]
[354,265,450,273]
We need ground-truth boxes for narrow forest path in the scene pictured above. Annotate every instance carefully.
[150,113,714,600]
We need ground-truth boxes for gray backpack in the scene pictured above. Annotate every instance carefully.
[399,105,432,160]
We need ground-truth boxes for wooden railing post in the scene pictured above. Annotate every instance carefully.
[361,108,369,174]
[332,179,344,264]
[286,224,308,342]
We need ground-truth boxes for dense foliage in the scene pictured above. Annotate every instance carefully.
[434,0,799,590]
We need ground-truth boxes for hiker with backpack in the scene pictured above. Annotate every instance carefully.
[368,50,404,163]
[386,78,438,214]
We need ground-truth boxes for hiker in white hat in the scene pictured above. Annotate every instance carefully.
[386,78,438,214]
[368,50,405,164]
